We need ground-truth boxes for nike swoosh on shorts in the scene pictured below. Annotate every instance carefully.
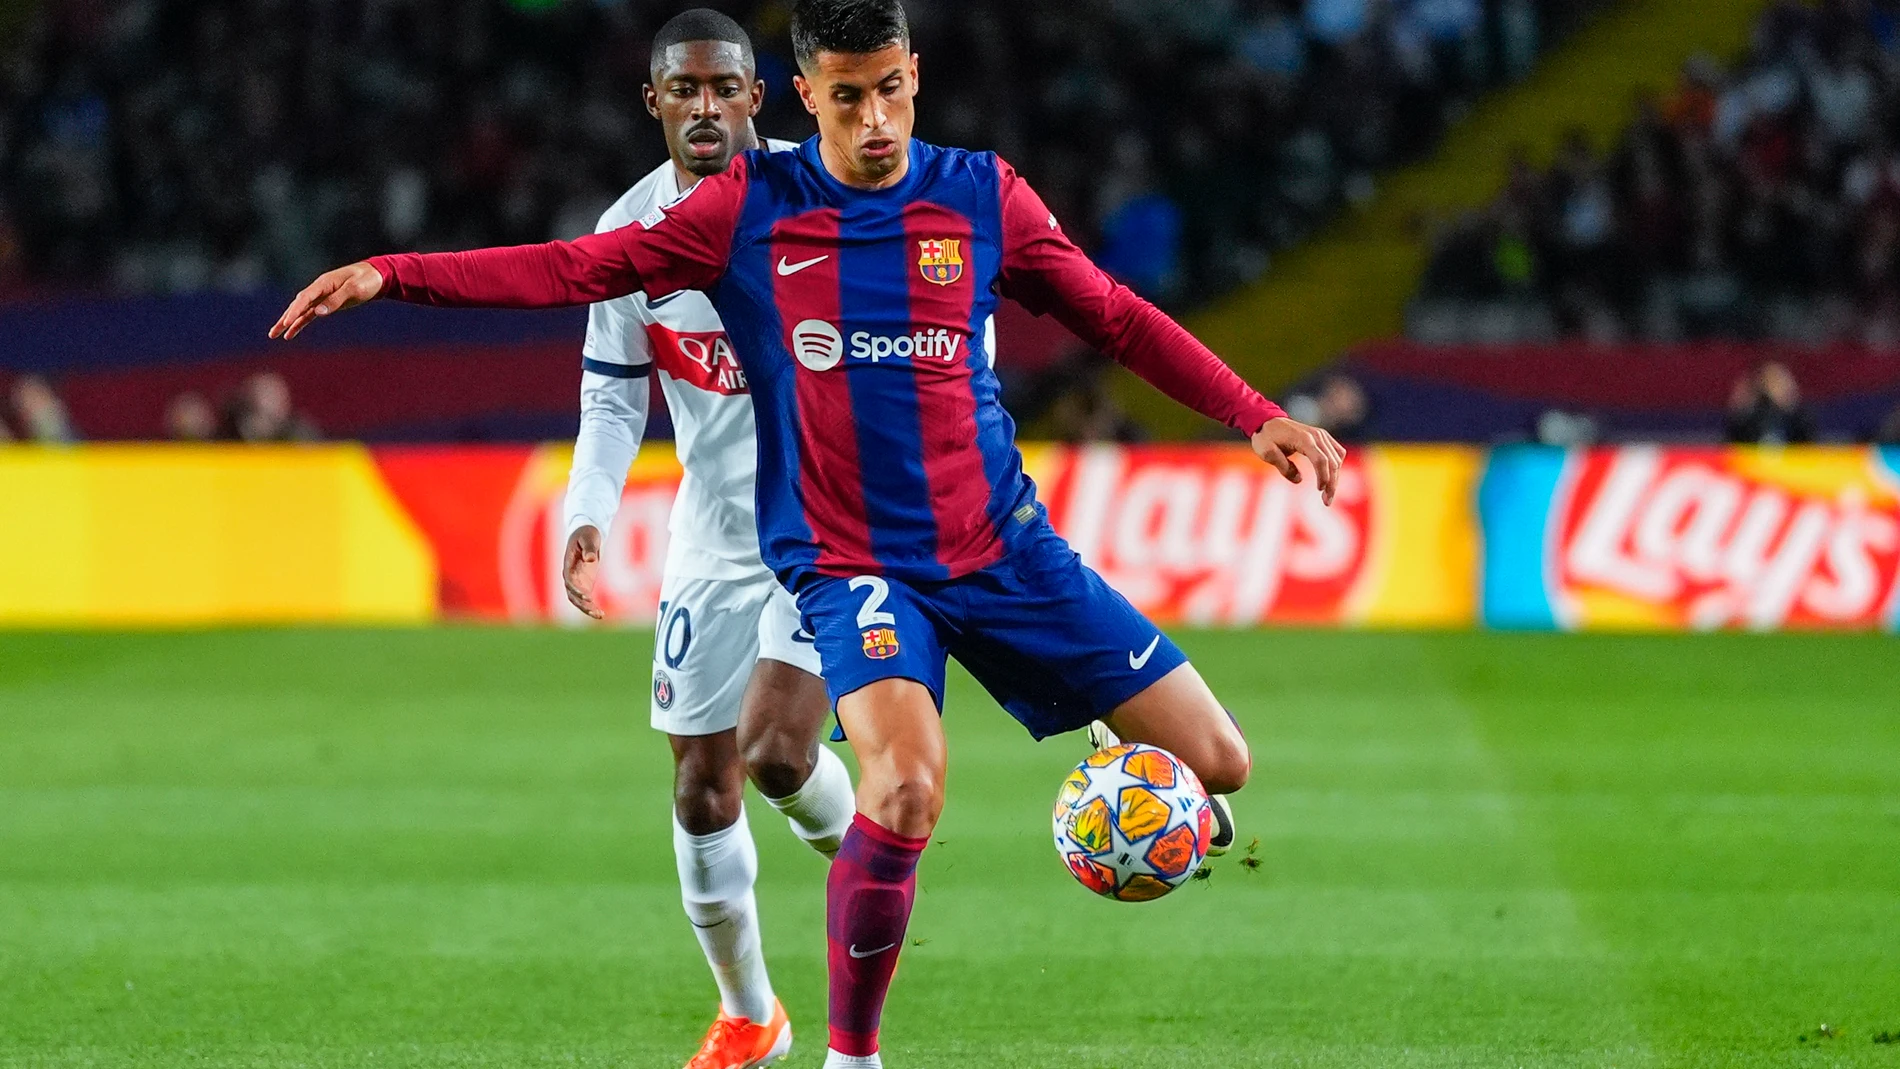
[1129,636,1161,670]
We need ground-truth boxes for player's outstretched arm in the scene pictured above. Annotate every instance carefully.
[270,231,650,340]
[993,160,1347,504]
[270,157,753,340]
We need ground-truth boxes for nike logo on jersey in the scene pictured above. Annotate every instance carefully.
[848,942,897,959]
[647,291,686,308]
[777,254,829,276]
[1129,636,1160,670]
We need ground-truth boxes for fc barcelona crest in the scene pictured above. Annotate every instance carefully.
[861,627,901,660]
[918,239,963,286]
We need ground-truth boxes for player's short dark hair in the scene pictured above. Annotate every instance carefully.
[790,0,909,70]
[651,8,756,77]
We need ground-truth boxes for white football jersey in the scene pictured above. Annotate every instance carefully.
[564,142,798,580]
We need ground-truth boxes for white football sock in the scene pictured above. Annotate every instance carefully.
[673,809,775,1023]
[823,1051,883,1068]
[762,744,855,859]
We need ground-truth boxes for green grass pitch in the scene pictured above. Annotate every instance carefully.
[2,628,1897,1068]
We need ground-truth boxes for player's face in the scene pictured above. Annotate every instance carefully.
[794,44,918,188]
[645,41,764,178]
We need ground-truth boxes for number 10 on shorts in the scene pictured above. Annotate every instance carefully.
[655,600,694,669]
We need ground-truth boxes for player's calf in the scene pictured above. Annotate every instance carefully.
[751,738,856,860]
[739,659,856,858]
[667,729,778,1035]
[819,679,946,1064]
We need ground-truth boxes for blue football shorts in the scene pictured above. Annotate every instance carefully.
[795,527,1188,741]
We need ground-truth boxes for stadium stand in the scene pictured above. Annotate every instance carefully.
[1413,0,1900,343]
[0,0,1615,442]
[2,0,1607,307]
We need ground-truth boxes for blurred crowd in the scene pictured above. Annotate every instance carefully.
[1413,0,1900,344]
[1,0,1604,307]
[1529,359,1900,445]
[0,373,76,442]
[0,370,318,443]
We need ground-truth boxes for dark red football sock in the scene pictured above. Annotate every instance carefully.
[826,813,927,1057]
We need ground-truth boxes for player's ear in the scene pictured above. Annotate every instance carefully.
[909,53,920,96]
[793,74,819,117]
[643,82,661,121]
[749,76,764,118]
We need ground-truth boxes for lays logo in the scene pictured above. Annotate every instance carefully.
[421,443,1479,628]
[1554,448,1900,630]
[917,239,963,286]
[861,626,901,659]
[1033,446,1381,626]
[1027,444,1480,628]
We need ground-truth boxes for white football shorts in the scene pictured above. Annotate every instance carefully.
[649,569,823,736]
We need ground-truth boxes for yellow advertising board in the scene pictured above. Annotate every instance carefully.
[0,446,435,626]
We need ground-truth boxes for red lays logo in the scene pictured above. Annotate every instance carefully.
[1037,446,1373,626]
[1555,449,1900,630]
[644,324,748,395]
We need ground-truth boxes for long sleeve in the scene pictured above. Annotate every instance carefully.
[563,284,653,541]
[368,156,752,310]
[369,230,648,309]
[993,159,1285,437]
[566,371,649,541]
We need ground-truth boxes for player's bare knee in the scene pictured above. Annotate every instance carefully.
[743,731,815,799]
[671,745,746,835]
[672,774,744,835]
[1197,734,1252,795]
[865,767,943,837]
[737,660,830,799]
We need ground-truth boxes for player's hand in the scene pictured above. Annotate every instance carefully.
[269,262,385,340]
[563,525,606,620]
[1251,416,1347,506]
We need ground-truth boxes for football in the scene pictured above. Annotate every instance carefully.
[1052,743,1214,902]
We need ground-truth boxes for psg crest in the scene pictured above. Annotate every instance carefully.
[917,239,963,286]
[861,627,901,660]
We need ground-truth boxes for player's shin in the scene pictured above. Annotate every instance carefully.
[674,809,776,1024]
[763,744,856,859]
[825,814,926,1059]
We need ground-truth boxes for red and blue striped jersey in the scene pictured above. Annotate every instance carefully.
[369,137,1284,586]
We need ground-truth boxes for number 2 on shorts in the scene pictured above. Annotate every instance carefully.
[849,576,897,628]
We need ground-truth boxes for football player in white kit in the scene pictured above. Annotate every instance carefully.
[559,12,856,1068]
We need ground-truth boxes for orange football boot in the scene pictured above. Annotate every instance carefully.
[683,1000,792,1069]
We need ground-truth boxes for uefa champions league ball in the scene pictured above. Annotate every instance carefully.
[1052,743,1213,902]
